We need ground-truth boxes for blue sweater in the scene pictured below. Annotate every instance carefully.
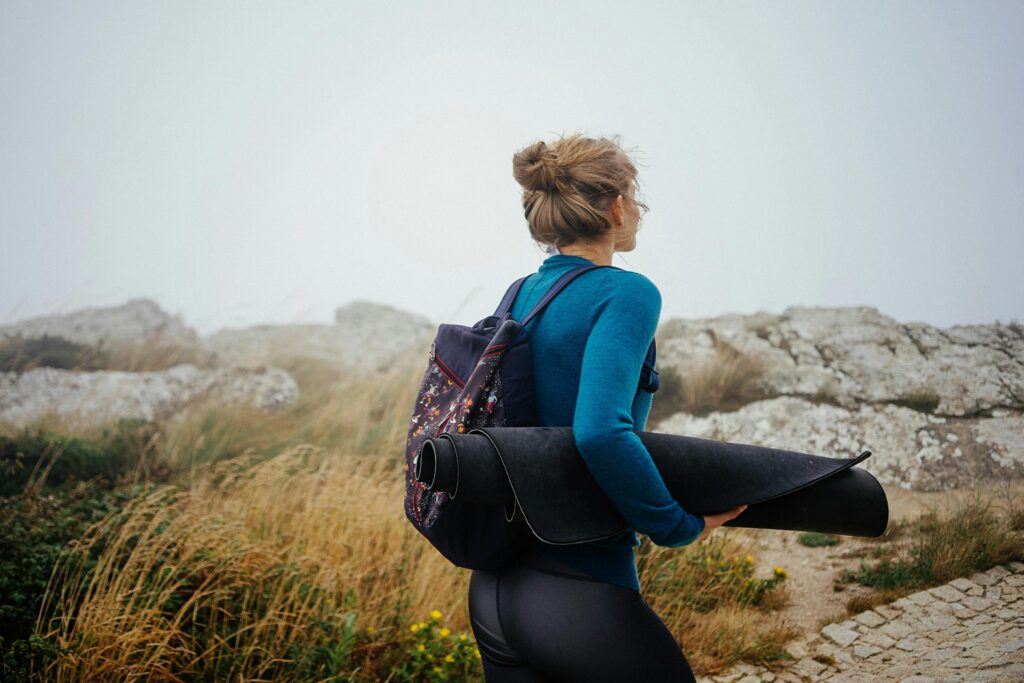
[508,253,705,590]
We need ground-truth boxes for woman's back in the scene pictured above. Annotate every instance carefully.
[507,252,703,590]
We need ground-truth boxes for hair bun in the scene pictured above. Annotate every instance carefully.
[512,140,562,193]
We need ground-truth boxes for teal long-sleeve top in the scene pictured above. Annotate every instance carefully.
[507,253,705,590]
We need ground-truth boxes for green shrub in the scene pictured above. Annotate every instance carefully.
[0,419,158,496]
[893,390,941,414]
[798,532,840,548]
[390,611,482,682]
[639,537,787,613]
[0,334,107,372]
[844,499,1023,591]
[0,484,142,677]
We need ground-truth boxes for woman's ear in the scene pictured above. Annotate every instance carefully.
[610,194,624,227]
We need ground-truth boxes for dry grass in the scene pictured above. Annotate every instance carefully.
[36,447,465,681]
[90,339,218,372]
[638,536,796,673]
[649,336,767,423]
[836,495,1024,620]
[23,347,798,680]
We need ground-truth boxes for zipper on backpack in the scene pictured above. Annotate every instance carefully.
[433,355,465,388]
[435,409,456,436]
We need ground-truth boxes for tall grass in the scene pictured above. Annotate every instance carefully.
[25,346,796,680]
[649,336,767,424]
[0,334,213,373]
[638,538,796,673]
[844,497,1023,592]
[36,447,464,681]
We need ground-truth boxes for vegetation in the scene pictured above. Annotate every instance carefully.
[826,495,1024,622]
[892,389,942,414]
[637,539,795,673]
[5,335,1023,679]
[798,532,840,548]
[0,333,212,373]
[0,419,160,496]
[842,498,1023,597]
[0,335,107,372]
[648,334,767,424]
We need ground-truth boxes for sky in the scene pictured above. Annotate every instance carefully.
[1,0,1022,336]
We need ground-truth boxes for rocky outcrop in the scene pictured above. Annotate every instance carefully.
[657,397,1023,491]
[0,364,298,428]
[201,300,434,371]
[654,307,1024,491]
[657,306,1023,418]
[0,298,198,348]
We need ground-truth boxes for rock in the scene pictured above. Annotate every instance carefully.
[822,623,860,646]
[656,395,1024,491]
[0,364,298,428]
[852,644,882,658]
[950,578,982,593]
[961,596,994,612]
[654,307,1024,491]
[854,610,887,628]
[931,585,968,603]
[202,300,434,372]
[657,306,1024,417]
[0,298,198,347]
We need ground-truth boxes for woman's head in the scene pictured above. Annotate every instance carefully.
[512,133,648,254]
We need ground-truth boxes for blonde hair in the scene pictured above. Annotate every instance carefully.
[512,133,648,253]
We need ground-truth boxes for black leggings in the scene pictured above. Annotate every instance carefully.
[467,549,696,682]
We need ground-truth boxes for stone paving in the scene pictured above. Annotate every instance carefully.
[700,562,1024,683]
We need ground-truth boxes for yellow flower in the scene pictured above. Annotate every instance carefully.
[773,565,788,578]
[459,634,467,641]
[427,653,434,661]
[410,624,420,634]
[475,649,481,659]
[417,644,425,652]
[444,654,455,663]
[745,555,754,564]
[440,627,450,638]
[430,610,443,620]
[433,666,442,673]
[366,625,376,634]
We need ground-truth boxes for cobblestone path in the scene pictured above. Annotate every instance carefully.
[700,562,1024,683]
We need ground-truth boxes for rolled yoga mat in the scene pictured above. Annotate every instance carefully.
[413,426,888,545]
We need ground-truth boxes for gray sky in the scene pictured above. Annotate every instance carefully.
[2,0,1021,336]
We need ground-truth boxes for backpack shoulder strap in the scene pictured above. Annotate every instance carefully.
[644,337,656,366]
[493,276,529,317]
[520,264,618,327]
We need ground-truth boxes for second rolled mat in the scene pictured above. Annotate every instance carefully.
[413,426,888,544]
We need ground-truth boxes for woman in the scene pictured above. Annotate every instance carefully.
[467,133,746,682]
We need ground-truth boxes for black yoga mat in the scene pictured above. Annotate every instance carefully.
[414,426,888,545]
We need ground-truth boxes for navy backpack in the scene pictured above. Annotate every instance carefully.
[403,264,660,570]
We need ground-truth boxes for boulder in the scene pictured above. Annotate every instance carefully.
[0,298,198,348]
[0,364,298,429]
[657,306,1023,417]
[656,396,1023,491]
[201,300,434,371]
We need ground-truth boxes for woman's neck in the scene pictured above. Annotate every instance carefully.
[557,241,614,267]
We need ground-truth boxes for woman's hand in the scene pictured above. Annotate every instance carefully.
[696,505,747,542]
